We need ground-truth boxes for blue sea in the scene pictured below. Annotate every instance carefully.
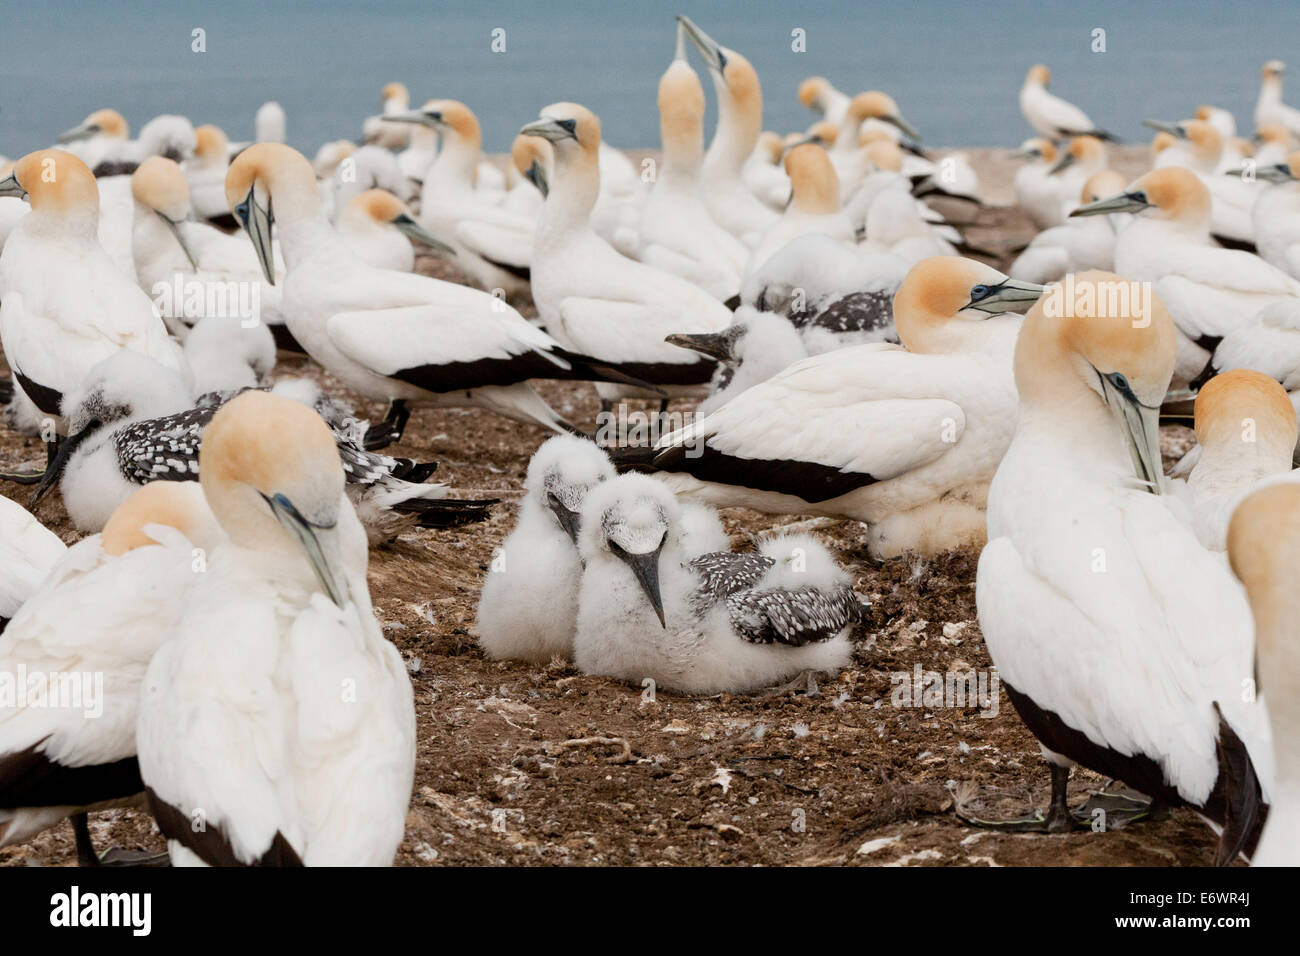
[2,0,1297,156]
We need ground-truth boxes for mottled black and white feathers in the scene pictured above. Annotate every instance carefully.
[726,582,864,646]
[688,551,774,614]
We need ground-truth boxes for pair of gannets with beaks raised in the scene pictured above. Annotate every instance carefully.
[222,142,651,440]
[622,257,1044,559]
[138,391,415,865]
[1019,64,1115,142]
[975,273,1272,863]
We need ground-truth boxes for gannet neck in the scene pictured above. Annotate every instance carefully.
[703,50,762,176]
[529,104,602,247]
[658,58,706,184]
[424,101,482,192]
[785,144,838,215]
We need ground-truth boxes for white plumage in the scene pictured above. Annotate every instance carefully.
[0,497,66,626]
[1019,64,1108,140]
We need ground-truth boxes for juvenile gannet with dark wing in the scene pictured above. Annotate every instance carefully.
[1019,64,1114,141]
[667,306,808,416]
[137,392,415,866]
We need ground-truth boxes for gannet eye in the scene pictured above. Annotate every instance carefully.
[558,118,577,136]
[970,284,989,300]
[1130,191,1148,205]
[1108,372,1131,392]
[234,199,250,226]
[718,51,728,69]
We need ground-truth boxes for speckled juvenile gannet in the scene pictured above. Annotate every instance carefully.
[1013,139,1065,229]
[976,273,1272,861]
[573,475,861,694]
[1019,64,1114,141]
[0,496,65,631]
[630,257,1042,558]
[137,392,415,866]
[635,32,750,301]
[0,150,189,438]
[336,188,452,272]
[522,103,731,406]
[677,16,779,247]
[1011,170,1128,283]
[1072,167,1300,385]
[746,144,854,279]
[0,481,220,865]
[1227,483,1300,865]
[224,143,640,438]
[1251,149,1300,280]
[1255,61,1300,139]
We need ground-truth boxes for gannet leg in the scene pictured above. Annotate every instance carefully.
[71,813,170,867]
[956,763,1076,832]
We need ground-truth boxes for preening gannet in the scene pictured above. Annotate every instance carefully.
[1019,64,1114,141]
[0,482,219,865]
[336,188,452,272]
[573,475,860,694]
[678,16,779,247]
[1227,483,1300,866]
[1010,170,1128,283]
[1251,149,1300,279]
[0,150,189,437]
[975,272,1271,862]
[1072,167,1300,385]
[746,143,854,279]
[137,391,416,866]
[1255,61,1300,139]
[1013,139,1065,229]
[0,496,65,630]
[628,257,1042,558]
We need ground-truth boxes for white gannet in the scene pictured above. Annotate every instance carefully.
[137,391,415,866]
[1010,170,1128,283]
[476,435,616,664]
[55,108,130,172]
[1175,370,1297,550]
[521,103,731,409]
[1251,149,1300,279]
[677,16,779,248]
[1255,61,1300,139]
[0,496,65,631]
[0,481,220,865]
[741,130,791,211]
[61,113,197,178]
[1046,135,1108,218]
[336,188,450,272]
[1253,122,1296,167]
[798,76,852,129]
[635,35,750,301]
[975,273,1272,862]
[0,150,189,441]
[573,475,860,694]
[397,121,438,186]
[630,257,1041,558]
[830,91,922,188]
[1019,64,1114,141]
[224,143,638,439]
[1196,103,1238,140]
[1191,299,1300,427]
[183,314,276,396]
[1014,139,1066,229]
[1145,118,1259,248]
[255,101,286,144]
[312,139,355,180]
[391,100,535,296]
[1072,167,1300,385]
[1227,483,1300,866]
[746,143,854,279]
[363,81,414,150]
[502,135,547,221]
[183,124,234,229]
[320,144,412,221]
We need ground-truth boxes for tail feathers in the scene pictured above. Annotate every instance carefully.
[1188,357,1220,393]
[548,349,668,395]
[395,496,498,529]
[0,377,12,404]
[607,443,662,473]
[1212,703,1266,866]
[388,458,439,483]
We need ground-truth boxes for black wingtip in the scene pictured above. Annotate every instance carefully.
[396,497,499,528]
[606,443,662,473]
[1211,703,1265,867]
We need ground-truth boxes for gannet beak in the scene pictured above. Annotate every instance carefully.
[665,327,741,363]
[233,184,276,285]
[884,113,921,141]
[546,496,582,545]
[613,541,666,629]
[677,15,726,73]
[524,159,549,197]
[391,212,456,256]
[386,109,440,128]
[1047,152,1076,175]
[1099,372,1163,494]
[56,121,99,144]
[1143,119,1185,139]
[0,173,25,200]
[265,492,351,607]
[1249,163,1296,183]
[964,279,1045,314]
[30,418,100,506]
[519,118,578,144]
[158,212,200,270]
[1010,146,1039,159]
[1070,191,1151,217]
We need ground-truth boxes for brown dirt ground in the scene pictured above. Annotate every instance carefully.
[1,146,1228,867]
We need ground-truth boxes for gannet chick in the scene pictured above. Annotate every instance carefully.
[0,150,189,440]
[667,307,808,416]
[976,272,1271,862]
[573,475,859,694]
[1176,370,1298,550]
[636,33,750,301]
[1019,64,1114,141]
[746,144,854,278]
[1251,149,1300,280]
[137,391,415,866]
[1227,483,1300,866]
[522,103,731,407]
[336,188,451,272]
[1255,61,1300,139]
[477,435,616,664]
[1010,170,1128,283]
[798,76,852,128]
[225,143,638,439]
[629,257,1042,558]
[312,139,355,180]
[677,16,779,247]
[390,99,535,296]
[0,496,66,631]
[183,314,276,395]
[1072,167,1300,385]
[184,124,234,229]
[0,481,220,865]
[255,101,286,144]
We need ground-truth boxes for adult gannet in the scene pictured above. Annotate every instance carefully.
[746,144,853,279]
[1072,167,1300,385]
[667,306,808,416]
[65,113,197,178]
[627,257,1042,558]
[0,496,65,631]
[391,100,535,296]
[1019,64,1114,141]
[1255,61,1300,139]
[319,144,412,221]
[521,103,730,408]
[798,76,852,128]
[183,124,234,229]
[255,101,286,144]
[336,188,451,272]
[137,392,415,866]
[0,150,189,442]
[1251,149,1300,279]
[678,16,779,247]
[1145,118,1259,247]
[0,481,220,865]
[1189,299,1300,439]
[363,81,414,150]
[1175,370,1297,550]
[224,143,640,438]
[573,475,860,694]
[975,273,1272,862]
[1047,135,1108,217]
[55,108,130,171]
[1227,483,1300,866]
[829,91,922,187]
[1253,122,1296,167]
[635,33,750,301]
[503,135,547,220]
[1013,139,1065,229]
[1010,170,1128,283]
